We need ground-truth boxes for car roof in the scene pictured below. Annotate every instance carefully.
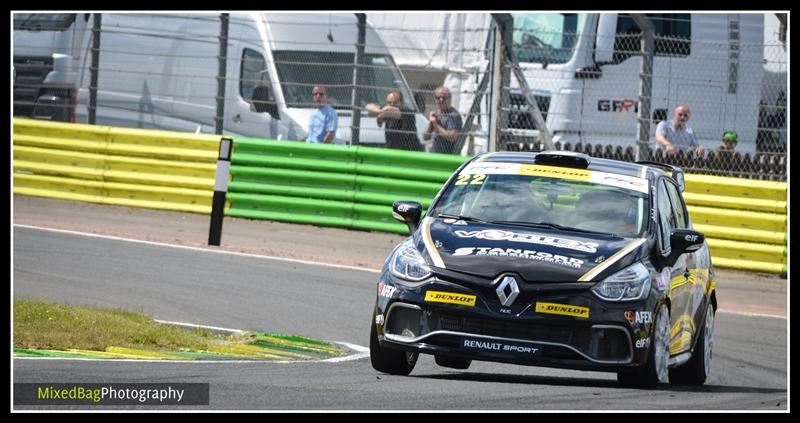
[473,151,668,179]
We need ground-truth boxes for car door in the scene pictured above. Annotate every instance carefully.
[655,178,693,356]
[664,178,710,341]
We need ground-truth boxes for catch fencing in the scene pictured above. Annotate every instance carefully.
[13,12,787,180]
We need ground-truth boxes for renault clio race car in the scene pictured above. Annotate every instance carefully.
[370,151,716,388]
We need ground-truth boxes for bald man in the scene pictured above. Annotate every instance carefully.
[655,105,704,157]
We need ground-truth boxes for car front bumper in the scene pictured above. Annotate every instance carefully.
[374,272,659,372]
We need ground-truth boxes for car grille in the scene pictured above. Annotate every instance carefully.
[14,56,54,117]
[438,312,590,347]
[384,304,631,362]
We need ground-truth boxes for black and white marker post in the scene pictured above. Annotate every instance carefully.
[208,137,233,246]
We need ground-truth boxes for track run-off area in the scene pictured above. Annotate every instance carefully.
[13,220,787,410]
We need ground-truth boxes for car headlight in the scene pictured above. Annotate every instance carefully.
[390,239,432,282]
[591,262,651,301]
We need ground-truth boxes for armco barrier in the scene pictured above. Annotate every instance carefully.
[682,174,787,274]
[11,123,786,274]
[227,140,786,274]
[13,118,220,213]
[226,139,464,234]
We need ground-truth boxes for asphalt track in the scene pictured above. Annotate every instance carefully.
[12,226,788,410]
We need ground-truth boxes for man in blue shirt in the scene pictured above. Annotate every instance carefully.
[306,85,338,143]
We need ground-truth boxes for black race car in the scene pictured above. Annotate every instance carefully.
[370,151,716,388]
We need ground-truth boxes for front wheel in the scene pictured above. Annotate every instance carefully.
[669,304,714,385]
[618,303,670,389]
[370,314,418,376]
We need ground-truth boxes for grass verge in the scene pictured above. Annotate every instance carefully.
[13,299,344,360]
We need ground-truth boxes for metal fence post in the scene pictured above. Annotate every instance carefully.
[88,14,102,125]
[631,14,654,160]
[488,19,503,152]
[215,13,229,135]
[351,13,367,145]
[493,13,554,151]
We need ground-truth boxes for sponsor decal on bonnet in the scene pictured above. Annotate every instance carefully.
[452,247,584,269]
[454,229,599,253]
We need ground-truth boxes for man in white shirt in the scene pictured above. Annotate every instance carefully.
[655,105,705,157]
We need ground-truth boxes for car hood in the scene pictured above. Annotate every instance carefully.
[421,217,647,282]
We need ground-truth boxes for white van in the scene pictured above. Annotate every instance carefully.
[63,13,426,145]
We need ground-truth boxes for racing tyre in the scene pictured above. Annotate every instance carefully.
[435,355,472,370]
[618,303,670,389]
[370,314,418,375]
[669,304,714,385]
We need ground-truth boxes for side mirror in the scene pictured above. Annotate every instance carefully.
[595,13,617,64]
[662,228,705,267]
[252,85,279,119]
[671,228,704,253]
[413,92,426,114]
[392,201,423,234]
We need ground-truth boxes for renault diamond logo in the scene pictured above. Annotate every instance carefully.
[495,275,520,307]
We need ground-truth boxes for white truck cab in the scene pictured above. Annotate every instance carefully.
[507,13,765,153]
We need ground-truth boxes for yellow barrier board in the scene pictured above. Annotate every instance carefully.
[13,118,219,215]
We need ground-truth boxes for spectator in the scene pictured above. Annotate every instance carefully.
[423,86,463,154]
[655,105,704,157]
[717,131,738,152]
[365,90,423,151]
[306,85,337,143]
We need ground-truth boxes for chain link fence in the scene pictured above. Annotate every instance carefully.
[495,13,786,181]
[13,13,786,180]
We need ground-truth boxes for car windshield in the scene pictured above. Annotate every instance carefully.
[511,13,586,65]
[433,165,648,238]
[13,13,77,30]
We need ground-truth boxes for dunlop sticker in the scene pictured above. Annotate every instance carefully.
[518,164,592,181]
[425,291,476,307]
[535,302,590,318]
[458,162,648,193]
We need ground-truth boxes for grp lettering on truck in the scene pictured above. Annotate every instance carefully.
[597,99,639,113]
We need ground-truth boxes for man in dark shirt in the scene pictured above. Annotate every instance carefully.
[365,90,423,151]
